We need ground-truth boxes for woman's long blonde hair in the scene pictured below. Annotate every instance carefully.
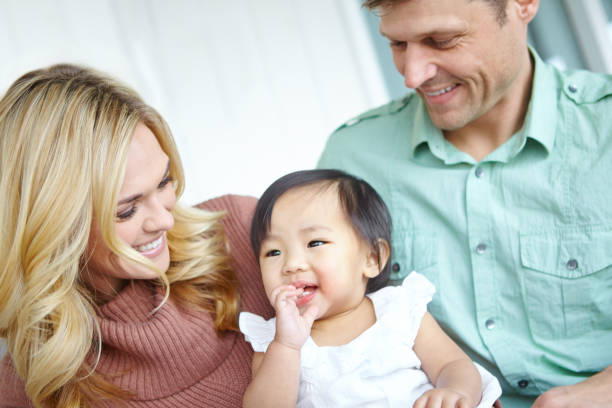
[0,64,239,407]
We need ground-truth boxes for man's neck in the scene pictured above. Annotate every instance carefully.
[444,55,535,162]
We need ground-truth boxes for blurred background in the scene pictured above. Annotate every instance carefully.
[1,0,612,358]
[2,0,612,204]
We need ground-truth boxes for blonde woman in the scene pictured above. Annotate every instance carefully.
[0,64,272,407]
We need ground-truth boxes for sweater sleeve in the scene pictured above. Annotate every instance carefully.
[0,354,31,407]
[195,195,274,320]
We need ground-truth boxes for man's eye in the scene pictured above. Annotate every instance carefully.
[389,40,406,49]
[430,37,457,49]
[308,240,325,248]
[117,206,137,221]
[264,249,281,257]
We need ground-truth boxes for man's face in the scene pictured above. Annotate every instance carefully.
[380,0,533,131]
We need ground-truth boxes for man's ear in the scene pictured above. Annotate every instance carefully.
[364,239,391,278]
[511,0,539,23]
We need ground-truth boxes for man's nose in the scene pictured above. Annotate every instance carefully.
[402,45,437,89]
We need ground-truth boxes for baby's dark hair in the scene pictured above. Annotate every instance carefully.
[251,169,392,293]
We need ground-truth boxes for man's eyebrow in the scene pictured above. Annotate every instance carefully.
[379,28,395,40]
[117,160,170,205]
[380,22,468,41]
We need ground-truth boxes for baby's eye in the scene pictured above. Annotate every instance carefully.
[264,249,281,257]
[308,240,326,248]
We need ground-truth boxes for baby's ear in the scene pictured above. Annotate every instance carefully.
[363,238,390,278]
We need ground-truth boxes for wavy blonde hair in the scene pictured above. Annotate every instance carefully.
[0,64,239,407]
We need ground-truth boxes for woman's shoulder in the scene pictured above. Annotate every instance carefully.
[194,194,257,260]
[195,194,256,218]
[195,194,273,318]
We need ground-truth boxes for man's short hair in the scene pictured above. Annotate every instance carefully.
[363,0,508,25]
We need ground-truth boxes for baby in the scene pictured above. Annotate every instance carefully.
[241,169,501,407]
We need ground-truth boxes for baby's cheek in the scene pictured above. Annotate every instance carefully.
[260,277,277,304]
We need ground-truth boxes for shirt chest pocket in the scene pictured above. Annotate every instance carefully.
[520,229,612,370]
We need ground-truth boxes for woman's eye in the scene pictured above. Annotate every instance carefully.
[117,207,136,220]
[308,240,325,248]
[158,176,174,189]
[264,249,281,257]
[117,206,137,221]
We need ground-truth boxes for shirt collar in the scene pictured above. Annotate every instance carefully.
[519,46,557,155]
[409,46,557,162]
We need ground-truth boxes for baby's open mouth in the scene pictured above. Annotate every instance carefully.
[297,285,317,298]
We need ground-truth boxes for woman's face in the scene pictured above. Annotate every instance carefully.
[85,123,176,297]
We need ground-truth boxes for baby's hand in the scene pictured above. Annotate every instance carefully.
[413,387,477,408]
[270,285,318,350]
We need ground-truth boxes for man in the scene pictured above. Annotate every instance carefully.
[317,0,612,407]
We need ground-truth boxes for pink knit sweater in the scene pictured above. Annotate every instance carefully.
[0,195,273,407]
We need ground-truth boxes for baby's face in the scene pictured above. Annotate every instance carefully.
[258,184,377,321]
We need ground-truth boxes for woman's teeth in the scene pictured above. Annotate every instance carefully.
[135,235,163,252]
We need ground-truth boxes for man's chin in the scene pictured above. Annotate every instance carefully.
[428,113,470,132]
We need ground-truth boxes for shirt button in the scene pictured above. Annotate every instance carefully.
[475,167,484,178]
[518,379,529,388]
[392,262,400,273]
[476,243,487,254]
[567,259,578,270]
[568,85,577,93]
[485,319,495,330]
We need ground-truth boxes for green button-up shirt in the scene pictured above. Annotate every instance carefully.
[317,49,612,407]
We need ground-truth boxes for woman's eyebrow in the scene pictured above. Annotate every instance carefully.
[118,193,142,205]
[117,160,170,205]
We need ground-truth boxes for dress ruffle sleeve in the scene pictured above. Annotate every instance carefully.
[475,363,503,408]
[238,312,276,353]
[369,271,435,347]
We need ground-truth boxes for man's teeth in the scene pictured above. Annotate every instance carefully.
[135,235,163,252]
[425,85,455,96]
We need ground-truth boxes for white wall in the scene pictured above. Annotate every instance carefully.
[0,0,390,204]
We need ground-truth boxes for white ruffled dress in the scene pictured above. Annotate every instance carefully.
[239,272,501,407]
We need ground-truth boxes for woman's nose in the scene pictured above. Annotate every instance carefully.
[143,191,175,232]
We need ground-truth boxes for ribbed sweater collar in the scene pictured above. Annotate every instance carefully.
[95,280,236,400]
